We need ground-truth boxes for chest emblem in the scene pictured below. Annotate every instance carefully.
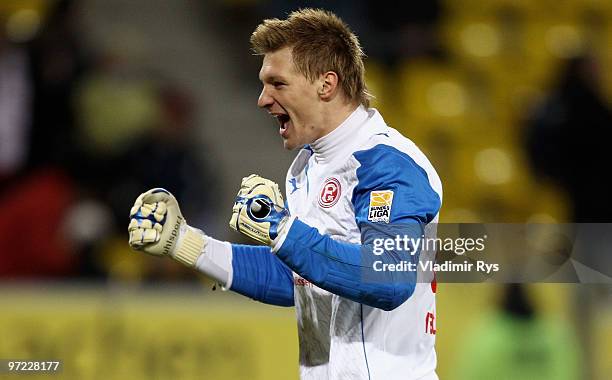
[318,177,341,208]
[368,190,394,223]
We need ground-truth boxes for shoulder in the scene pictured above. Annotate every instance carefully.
[351,142,435,200]
[348,110,442,196]
[350,140,443,224]
[353,141,419,173]
[353,134,441,195]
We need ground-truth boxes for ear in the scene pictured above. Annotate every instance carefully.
[318,71,339,100]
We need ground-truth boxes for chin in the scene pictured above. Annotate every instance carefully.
[282,140,299,151]
[281,135,301,150]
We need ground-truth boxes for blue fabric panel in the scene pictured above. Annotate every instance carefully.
[230,244,295,307]
[352,144,441,226]
[277,219,423,311]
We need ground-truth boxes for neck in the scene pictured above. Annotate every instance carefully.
[317,100,359,139]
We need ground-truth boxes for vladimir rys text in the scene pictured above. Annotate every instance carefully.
[370,235,500,274]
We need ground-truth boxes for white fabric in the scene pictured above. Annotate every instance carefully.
[195,237,233,288]
[284,106,441,380]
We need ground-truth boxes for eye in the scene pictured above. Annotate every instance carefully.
[273,81,286,89]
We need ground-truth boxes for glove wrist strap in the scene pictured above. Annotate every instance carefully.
[173,226,207,267]
[271,215,296,253]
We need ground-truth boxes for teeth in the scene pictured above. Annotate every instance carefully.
[273,114,289,128]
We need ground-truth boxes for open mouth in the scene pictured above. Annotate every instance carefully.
[274,114,291,136]
[275,114,290,129]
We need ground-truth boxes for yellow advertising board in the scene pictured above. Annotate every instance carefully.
[0,286,298,379]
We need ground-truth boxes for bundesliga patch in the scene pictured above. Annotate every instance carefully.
[368,190,394,223]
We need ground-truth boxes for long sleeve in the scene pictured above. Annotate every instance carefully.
[230,244,295,307]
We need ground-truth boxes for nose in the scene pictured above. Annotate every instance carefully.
[257,86,274,109]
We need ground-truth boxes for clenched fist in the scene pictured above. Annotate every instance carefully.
[128,188,206,267]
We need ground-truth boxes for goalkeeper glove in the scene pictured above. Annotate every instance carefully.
[128,188,206,267]
[229,174,290,246]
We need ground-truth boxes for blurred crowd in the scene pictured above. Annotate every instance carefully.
[0,0,214,280]
[525,55,612,222]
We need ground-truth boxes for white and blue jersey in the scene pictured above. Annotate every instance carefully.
[229,106,442,380]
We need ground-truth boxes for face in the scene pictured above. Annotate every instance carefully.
[258,47,323,150]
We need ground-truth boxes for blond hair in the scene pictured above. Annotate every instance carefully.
[250,8,371,108]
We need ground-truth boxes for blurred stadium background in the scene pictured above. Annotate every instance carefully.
[1,0,611,379]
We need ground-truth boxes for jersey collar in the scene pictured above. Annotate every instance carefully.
[310,105,369,164]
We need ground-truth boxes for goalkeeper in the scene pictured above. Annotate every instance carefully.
[128,9,442,380]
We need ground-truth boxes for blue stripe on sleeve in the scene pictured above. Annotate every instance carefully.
[230,244,295,307]
[276,219,422,311]
[352,144,441,225]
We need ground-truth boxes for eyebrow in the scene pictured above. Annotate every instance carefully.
[260,74,288,84]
